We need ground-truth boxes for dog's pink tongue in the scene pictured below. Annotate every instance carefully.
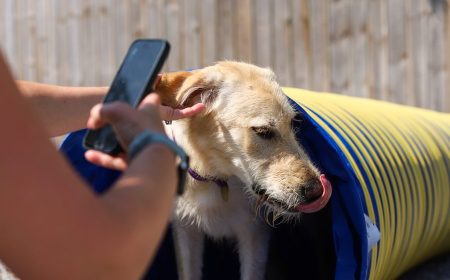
[296,174,332,213]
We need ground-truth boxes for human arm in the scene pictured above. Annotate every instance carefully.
[17,80,204,138]
[0,57,178,279]
[16,80,107,136]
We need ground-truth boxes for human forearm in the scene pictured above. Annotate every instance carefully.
[0,138,177,280]
[17,81,107,136]
[100,144,177,278]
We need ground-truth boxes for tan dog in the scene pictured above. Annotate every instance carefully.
[155,61,332,280]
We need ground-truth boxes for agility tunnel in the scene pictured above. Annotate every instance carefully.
[284,88,450,279]
[60,88,450,279]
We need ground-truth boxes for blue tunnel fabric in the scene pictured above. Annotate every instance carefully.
[290,100,367,280]
[60,129,120,193]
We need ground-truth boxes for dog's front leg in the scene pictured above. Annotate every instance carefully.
[173,220,204,280]
[236,221,271,280]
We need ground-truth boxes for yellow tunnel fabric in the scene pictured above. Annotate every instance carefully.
[283,87,450,279]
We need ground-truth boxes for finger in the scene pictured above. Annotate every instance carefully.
[162,103,206,120]
[138,94,162,119]
[159,105,175,121]
[153,74,162,89]
[139,93,161,108]
[86,103,107,129]
[98,102,136,124]
[176,103,206,118]
[84,150,128,170]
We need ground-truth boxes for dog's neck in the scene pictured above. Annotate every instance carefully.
[187,168,228,188]
[165,120,230,187]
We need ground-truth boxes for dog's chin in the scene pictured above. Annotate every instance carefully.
[251,175,332,214]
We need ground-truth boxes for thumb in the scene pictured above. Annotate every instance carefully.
[138,93,162,118]
[98,102,136,124]
[86,102,134,130]
[139,93,161,108]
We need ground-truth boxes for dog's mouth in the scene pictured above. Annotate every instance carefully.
[251,174,332,214]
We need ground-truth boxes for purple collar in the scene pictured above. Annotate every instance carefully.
[188,168,228,188]
[168,127,228,189]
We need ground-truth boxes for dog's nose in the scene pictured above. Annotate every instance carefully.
[299,179,323,202]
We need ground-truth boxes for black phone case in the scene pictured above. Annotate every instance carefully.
[83,39,170,155]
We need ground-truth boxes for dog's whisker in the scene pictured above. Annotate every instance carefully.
[254,199,264,219]
[265,208,275,228]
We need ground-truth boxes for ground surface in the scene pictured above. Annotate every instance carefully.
[400,253,450,280]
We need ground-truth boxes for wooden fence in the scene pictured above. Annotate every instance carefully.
[0,0,449,112]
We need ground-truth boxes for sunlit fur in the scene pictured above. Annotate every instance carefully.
[156,61,321,280]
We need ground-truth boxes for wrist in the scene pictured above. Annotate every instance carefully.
[138,142,175,161]
[127,130,190,195]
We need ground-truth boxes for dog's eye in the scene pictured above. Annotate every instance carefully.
[252,126,275,140]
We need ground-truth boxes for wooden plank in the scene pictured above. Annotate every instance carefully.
[387,0,408,104]
[183,0,201,69]
[13,0,26,80]
[0,0,6,59]
[99,0,115,85]
[67,0,82,86]
[111,0,129,72]
[217,0,234,60]
[350,0,371,98]
[426,1,448,111]
[2,0,16,71]
[158,0,168,37]
[148,0,159,37]
[365,0,376,100]
[48,0,58,84]
[402,0,415,107]
[292,0,312,88]
[235,0,253,63]
[407,0,427,108]
[55,0,69,84]
[308,0,330,92]
[369,0,389,101]
[273,0,294,87]
[447,0,450,112]
[79,0,94,85]
[165,0,183,71]
[35,0,52,83]
[91,0,102,85]
[127,0,142,40]
[26,0,37,81]
[254,0,273,68]
[201,0,218,66]
[329,0,351,95]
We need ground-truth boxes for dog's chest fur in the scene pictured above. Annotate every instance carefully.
[175,178,254,238]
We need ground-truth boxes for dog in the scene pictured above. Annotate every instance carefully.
[155,61,332,280]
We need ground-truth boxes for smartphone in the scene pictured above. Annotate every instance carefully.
[83,39,170,155]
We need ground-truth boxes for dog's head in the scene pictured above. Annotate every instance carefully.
[156,61,331,217]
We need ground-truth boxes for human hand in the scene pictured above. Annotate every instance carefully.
[155,73,205,122]
[84,93,163,170]
[84,94,205,170]
[159,103,205,123]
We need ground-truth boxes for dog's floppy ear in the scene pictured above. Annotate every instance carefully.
[155,71,192,108]
[155,70,220,110]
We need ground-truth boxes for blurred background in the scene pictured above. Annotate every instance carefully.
[0,0,448,279]
[0,0,449,112]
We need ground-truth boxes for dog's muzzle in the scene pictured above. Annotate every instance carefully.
[252,174,332,213]
[295,175,332,213]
